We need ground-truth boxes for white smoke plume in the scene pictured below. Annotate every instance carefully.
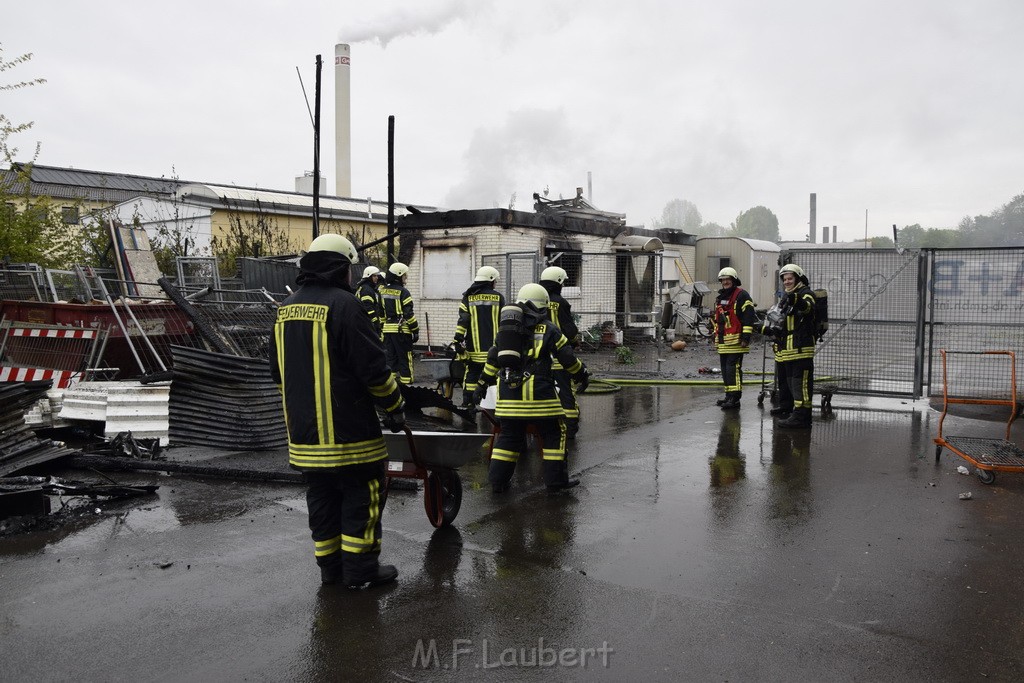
[341,0,477,47]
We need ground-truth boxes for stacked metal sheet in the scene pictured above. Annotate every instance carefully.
[0,381,77,476]
[60,381,171,446]
[168,346,287,450]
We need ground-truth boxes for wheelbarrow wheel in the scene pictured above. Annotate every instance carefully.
[977,468,996,485]
[424,469,463,527]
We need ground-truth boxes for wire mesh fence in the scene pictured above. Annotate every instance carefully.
[926,248,1024,399]
[782,246,1024,399]
[782,248,923,397]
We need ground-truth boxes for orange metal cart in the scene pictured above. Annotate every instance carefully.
[934,350,1024,485]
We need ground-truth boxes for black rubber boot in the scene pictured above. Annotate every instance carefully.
[546,478,580,493]
[770,405,792,417]
[715,396,727,406]
[320,561,345,585]
[720,392,741,410]
[777,408,812,429]
[345,564,399,589]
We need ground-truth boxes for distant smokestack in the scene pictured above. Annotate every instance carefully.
[822,226,830,243]
[809,193,817,243]
[334,43,351,198]
[832,225,838,243]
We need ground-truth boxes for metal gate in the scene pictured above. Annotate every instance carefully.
[783,247,1024,399]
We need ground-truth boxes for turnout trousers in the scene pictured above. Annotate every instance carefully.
[384,332,414,384]
[461,360,485,405]
[776,357,814,411]
[720,352,744,396]
[488,417,570,488]
[553,368,580,421]
[304,460,387,583]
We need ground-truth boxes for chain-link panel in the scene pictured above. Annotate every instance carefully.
[926,248,1024,398]
[781,249,923,397]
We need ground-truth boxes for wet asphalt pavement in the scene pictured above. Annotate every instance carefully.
[2,385,1024,682]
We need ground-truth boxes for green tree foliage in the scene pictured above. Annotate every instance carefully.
[1,43,46,162]
[211,198,295,276]
[700,221,728,237]
[0,48,108,268]
[653,199,702,234]
[870,235,895,248]
[731,206,780,241]
[958,192,1024,246]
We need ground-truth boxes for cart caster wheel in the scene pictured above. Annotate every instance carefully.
[424,470,463,527]
[934,445,943,461]
[757,394,765,406]
[977,469,996,485]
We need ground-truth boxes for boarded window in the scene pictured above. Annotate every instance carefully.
[422,244,472,298]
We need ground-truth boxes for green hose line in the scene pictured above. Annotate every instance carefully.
[598,378,723,386]
[577,378,622,394]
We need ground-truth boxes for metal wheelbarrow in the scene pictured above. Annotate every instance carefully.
[383,427,492,527]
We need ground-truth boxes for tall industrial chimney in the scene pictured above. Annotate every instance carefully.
[822,226,830,243]
[334,43,351,198]
[809,193,817,243]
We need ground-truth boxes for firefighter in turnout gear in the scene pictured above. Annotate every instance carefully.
[269,233,405,589]
[540,265,583,437]
[767,263,817,429]
[712,267,757,409]
[452,265,504,407]
[355,265,384,339]
[380,262,419,384]
[474,283,590,493]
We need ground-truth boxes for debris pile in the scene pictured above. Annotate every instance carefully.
[0,381,77,476]
[168,346,287,450]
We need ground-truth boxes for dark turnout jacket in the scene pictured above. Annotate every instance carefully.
[454,281,504,363]
[270,251,404,470]
[478,309,586,419]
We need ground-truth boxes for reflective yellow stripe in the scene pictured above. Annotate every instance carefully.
[274,320,288,428]
[368,374,398,397]
[491,448,519,462]
[288,437,388,467]
[495,399,565,418]
[314,535,341,557]
[365,478,380,546]
[798,369,812,408]
[312,322,334,444]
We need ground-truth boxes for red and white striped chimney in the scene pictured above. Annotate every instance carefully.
[334,43,351,198]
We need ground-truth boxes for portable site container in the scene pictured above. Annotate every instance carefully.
[695,237,782,310]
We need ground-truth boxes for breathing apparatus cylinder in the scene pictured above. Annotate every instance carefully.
[495,304,527,370]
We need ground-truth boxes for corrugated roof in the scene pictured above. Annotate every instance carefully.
[696,236,781,252]
[1,164,184,203]
[175,183,434,219]
[4,163,438,215]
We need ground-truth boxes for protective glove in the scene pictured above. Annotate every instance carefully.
[740,334,751,348]
[575,371,591,394]
[453,341,467,359]
[382,410,405,433]
[472,383,488,405]
[410,331,419,344]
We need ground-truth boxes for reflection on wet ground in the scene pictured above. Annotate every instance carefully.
[3,387,1024,680]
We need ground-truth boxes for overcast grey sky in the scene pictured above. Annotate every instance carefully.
[4,0,1023,240]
